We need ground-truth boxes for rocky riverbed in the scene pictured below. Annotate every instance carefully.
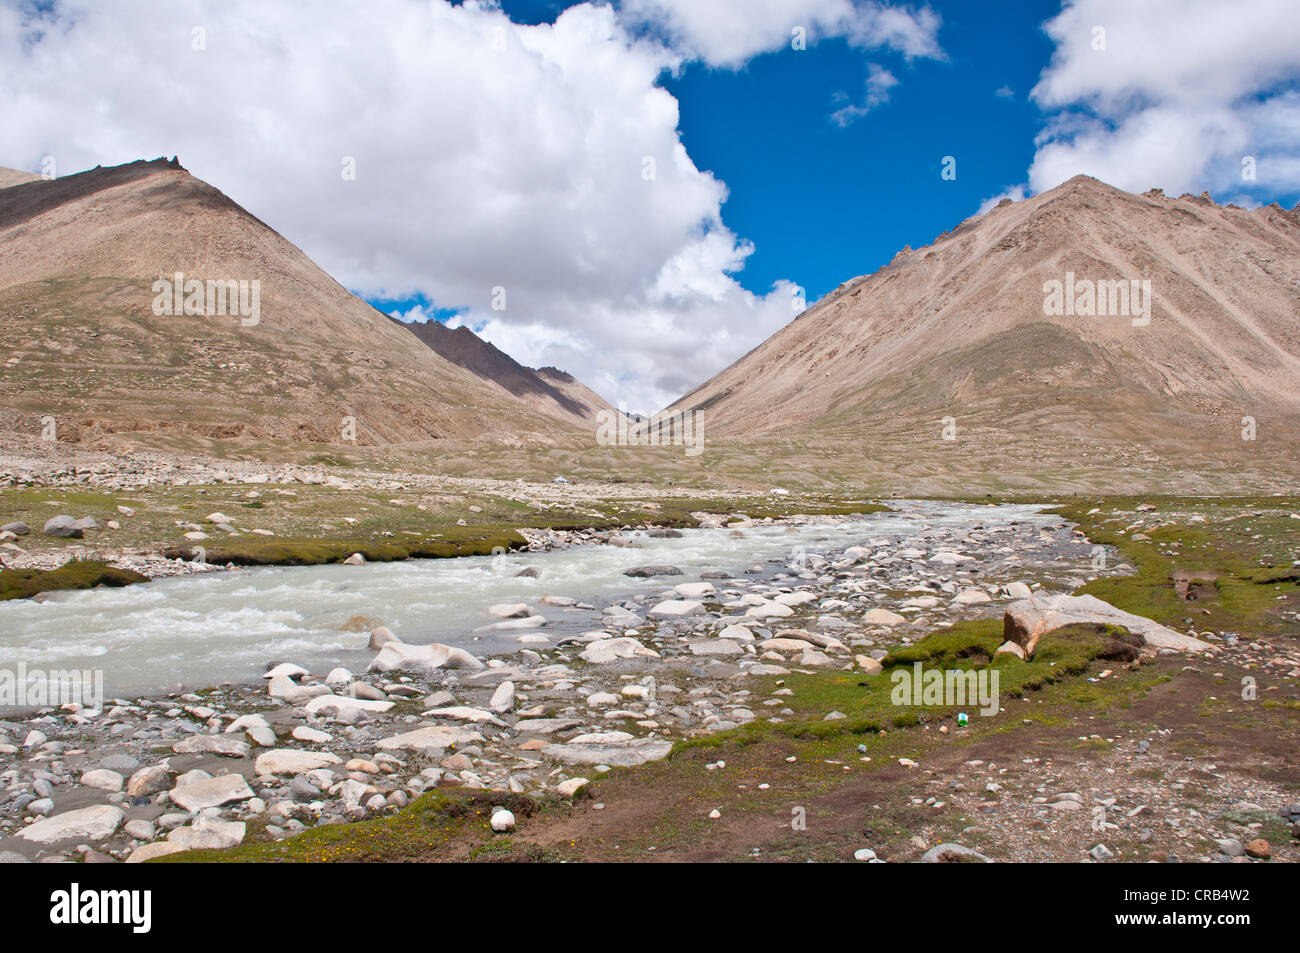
[0,502,1261,863]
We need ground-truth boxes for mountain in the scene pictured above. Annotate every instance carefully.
[0,158,591,450]
[398,318,612,424]
[534,367,617,420]
[667,175,1300,479]
[0,169,43,190]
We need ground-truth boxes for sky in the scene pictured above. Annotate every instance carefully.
[3,0,1299,413]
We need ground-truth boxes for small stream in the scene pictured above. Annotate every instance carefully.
[0,502,1069,698]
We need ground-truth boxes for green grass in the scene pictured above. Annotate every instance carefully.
[161,527,529,566]
[0,560,148,600]
[154,790,538,863]
[1051,499,1300,639]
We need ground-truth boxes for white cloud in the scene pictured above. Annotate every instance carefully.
[1027,0,1300,196]
[976,185,1027,215]
[620,0,942,69]
[0,0,830,411]
[830,63,898,126]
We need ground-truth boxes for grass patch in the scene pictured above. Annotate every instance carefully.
[161,526,528,566]
[0,560,148,601]
[154,790,536,863]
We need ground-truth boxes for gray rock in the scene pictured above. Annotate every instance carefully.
[43,515,84,538]
[921,843,992,863]
[1,521,30,536]
[99,754,141,774]
[123,819,156,840]
[172,734,251,758]
[126,764,171,797]
[18,805,124,844]
[171,773,255,812]
[1214,838,1245,857]
[542,738,673,768]
[290,776,320,802]
[623,565,683,577]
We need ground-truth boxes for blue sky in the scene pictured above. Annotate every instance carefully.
[6,0,1297,410]
[652,0,1062,301]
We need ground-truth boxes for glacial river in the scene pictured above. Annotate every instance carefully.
[0,502,1064,698]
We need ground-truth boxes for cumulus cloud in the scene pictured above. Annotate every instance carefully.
[620,0,942,69]
[1027,0,1300,196]
[0,0,943,412]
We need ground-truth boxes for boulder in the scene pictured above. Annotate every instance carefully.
[690,640,743,656]
[774,591,817,607]
[424,706,506,726]
[623,565,682,577]
[43,515,84,538]
[126,842,187,863]
[303,694,395,717]
[253,749,342,775]
[18,805,123,844]
[579,637,659,664]
[472,614,548,632]
[649,599,705,619]
[542,738,674,767]
[556,777,589,796]
[369,635,484,674]
[1003,593,1211,657]
[264,662,309,680]
[172,735,250,758]
[375,726,484,753]
[862,608,906,626]
[717,624,755,641]
[167,815,246,851]
[773,628,846,651]
[746,602,794,619]
[368,626,398,650]
[171,773,255,812]
[856,655,883,675]
[281,684,332,706]
[922,843,992,863]
[489,681,515,713]
[673,582,716,600]
[80,769,124,793]
[126,764,171,797]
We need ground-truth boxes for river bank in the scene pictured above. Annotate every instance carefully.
[0,496,1296,864]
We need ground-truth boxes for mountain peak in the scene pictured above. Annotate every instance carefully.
[668,169,1300,468]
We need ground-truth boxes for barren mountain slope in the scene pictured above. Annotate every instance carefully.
[534,366,616,420]
[399,319,609,425]
[669,176,1300,461]
[0,169,43,190]
[0,158,587,449]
